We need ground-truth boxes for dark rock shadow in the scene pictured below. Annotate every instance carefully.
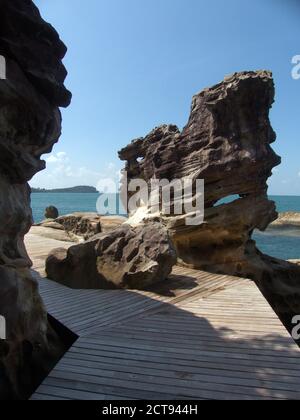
[145,273,199,297]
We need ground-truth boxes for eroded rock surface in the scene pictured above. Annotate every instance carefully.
[30,225,78,243]
[46,221,177,290]
[95,222,177,289]
[270,212,300,229]
[35,213,127,242]
[0,0,71,399]
[119,71,280,277]
[118,71,300,336]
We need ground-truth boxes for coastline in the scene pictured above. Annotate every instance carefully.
[269,212,300,229]
[31,200,300,262]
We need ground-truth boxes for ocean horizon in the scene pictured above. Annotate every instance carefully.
[30,193,300,261]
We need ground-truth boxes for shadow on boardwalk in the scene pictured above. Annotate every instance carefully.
[32,271,300,400]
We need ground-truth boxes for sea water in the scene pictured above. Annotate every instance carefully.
[253,195,300,260]
[31,193,300,260]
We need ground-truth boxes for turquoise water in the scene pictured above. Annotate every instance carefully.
[31,193,300,260]
[31,193,101,222]
[30,193,126,223]
[268,195,300,213]
[253,195,300,260]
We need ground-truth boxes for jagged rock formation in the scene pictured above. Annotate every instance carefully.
[119,71,280,276]
[54,213,128,239]
[34,213,127,242]
[55,213,102,239]
[0,0,71,399]
[46,221,177,290]
[118,71,300,337]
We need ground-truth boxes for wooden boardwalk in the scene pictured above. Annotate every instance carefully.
[25,232,300,400]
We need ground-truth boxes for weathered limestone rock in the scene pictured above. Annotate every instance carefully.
[46,222,177,290]
[30,226,79,243]
[45,206,59,219]
[55,214,127,238]
[55,213,102,239]
[100,216,129,233]
[270,212,300,229]
[95,222,177,289]
[119,71,280,277]
[46,241,103,289]
[0,0,71,399]
[35,213,127,242]
[35,220,65,230]
[118,71,300,337]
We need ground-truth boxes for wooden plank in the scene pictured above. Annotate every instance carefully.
[67,343,300,376]
[37,377,184,401]
[57,357,300,393]
[26,232,300,400]
[42,370,270,400]
[63,350,300,384]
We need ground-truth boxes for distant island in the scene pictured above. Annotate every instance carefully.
[31,186,98,193]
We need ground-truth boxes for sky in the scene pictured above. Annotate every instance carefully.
[31,0,300,195]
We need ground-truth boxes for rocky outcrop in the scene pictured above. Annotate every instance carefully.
[99,216,129,234]
[0,0,71,399]
[30,225,79,243]
[95,222,177,289]
[55,213,102,239]
[35,213,127,242]
[270,212,300,229]
[118,71,300,337]
[119,71,280,277]
[45,206,59,219]
[289,260,300,266]
[46,222,177,290]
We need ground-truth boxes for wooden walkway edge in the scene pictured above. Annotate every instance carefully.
[25,232,300,400]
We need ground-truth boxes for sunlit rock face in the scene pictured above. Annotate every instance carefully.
[119,71,300,338]
[46,221,177,290]
[119,71,281,277]
[0,0,71,399]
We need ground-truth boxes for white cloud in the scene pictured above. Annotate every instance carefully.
[46,155,58,164]
[107,162,116,171]
[30,152,122,190]
[46,152,69,164]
